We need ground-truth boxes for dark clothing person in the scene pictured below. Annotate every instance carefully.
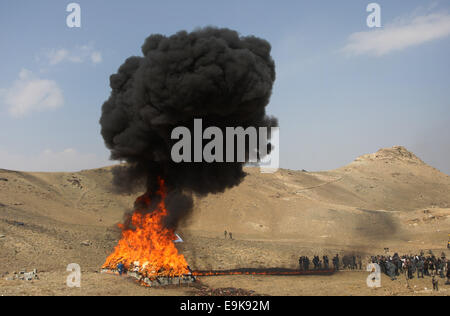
[438,261,445,278]
[407,262,414,279]
[323,256,329,269]
[417,260,424,278]
[333,255,340,271]
[386,261,397,280]
[424,260,429,276]
[304,257,310,271]
[446,264,450,285]
[117,263,125,276]
[313,256,320,270]
[432,276,439,291]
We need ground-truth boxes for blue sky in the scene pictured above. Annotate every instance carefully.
[0,0,449,174]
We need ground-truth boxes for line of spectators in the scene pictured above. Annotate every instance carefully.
[370,253,449,282]
[298,252,449,283]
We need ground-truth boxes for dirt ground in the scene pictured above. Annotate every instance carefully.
[0,270,448,296]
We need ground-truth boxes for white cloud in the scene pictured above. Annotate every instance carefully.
[48,49,71,65]
[46,44,102,65]
[90,51,103,64]
[0,148,113,172]
[1,69,64,117]
[342,12,450,57]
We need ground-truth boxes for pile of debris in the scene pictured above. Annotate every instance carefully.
[5,269,39,281]
[195,287,261,296]
[101,262,196,287]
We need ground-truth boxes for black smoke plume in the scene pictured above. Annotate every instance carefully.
[100,27,277,227]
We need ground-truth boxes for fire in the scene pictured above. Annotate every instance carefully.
[102,178,189,278]
[192,269,335,277]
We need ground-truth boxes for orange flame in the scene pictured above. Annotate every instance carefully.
[102,178,189,278]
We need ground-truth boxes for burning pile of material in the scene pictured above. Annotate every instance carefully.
[102,178,195,285]
[100,27,278,286]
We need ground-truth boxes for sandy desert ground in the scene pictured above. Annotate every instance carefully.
[0,146,449,296]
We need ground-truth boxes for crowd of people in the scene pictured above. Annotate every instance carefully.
[298,251,450,288]
[298,255,333,271]
[369,253,449,281]
[298,254,367,271]
[299,254,365,271]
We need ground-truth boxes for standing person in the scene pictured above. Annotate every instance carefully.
[432,275,439,292]
[424,258,429,276]
[333,254,340,271]
[417,258,424,279]
[117,262,125,276]
[224,230,228,239]
[396,258,402,276]
[299,256,304,271]
[386,261,397,281]
[411,258,417,279]
[407,259,414,279]
[438,259,445,278]
[404,259,409,280]
[229,232,233,240]
[392,255,399,276]
[401,257,406,275]
[313,256,320,270]
[323,256,329,269]
[430,256,436,275]
[446,260,450,285]
[304,256,310,271]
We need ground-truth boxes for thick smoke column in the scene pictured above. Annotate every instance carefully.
[100,27,277,227]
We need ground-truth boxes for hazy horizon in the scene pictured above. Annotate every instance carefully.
[1,0,449,174]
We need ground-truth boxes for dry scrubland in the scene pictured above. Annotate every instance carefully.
[0,146,449,296]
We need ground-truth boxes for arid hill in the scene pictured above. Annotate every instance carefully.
[0,146,449,283]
